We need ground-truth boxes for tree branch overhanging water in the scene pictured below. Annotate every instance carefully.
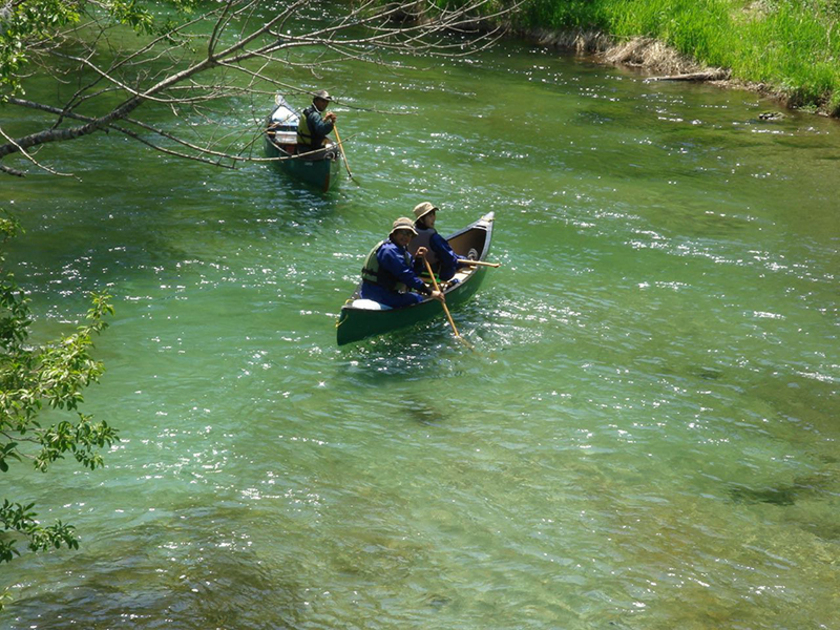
[0,0,517,177]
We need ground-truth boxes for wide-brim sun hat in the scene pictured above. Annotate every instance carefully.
[313,89,332,101]
[390,217,418,236]
[413,201,438,220]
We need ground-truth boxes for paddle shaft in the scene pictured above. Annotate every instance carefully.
[424,258,460,338]
[457,258,500,268]
[332,125,354,180]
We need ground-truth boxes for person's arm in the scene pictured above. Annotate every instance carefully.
[431,233,461,269]
[411,247,426,275]
[380,247,430,294]
[307,109,334,136]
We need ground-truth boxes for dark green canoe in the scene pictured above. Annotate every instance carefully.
[336,212,495,346]
[264,97,341,193]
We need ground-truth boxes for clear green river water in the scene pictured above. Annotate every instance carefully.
[2,28,839,630]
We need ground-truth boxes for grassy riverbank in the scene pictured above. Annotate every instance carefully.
[512,0,840,116]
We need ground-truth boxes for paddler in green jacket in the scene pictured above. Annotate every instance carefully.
[360,217,444,308]
[296,89,337,154]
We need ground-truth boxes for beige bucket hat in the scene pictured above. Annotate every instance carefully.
[413,202,439,220]
[390,217,418,236]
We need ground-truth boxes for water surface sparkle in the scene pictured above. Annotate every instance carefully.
[3,36,839,630]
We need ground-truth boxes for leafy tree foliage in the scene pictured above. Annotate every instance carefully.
[0,215,116,587]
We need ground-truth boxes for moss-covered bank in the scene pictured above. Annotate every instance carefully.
[505,0,840,117]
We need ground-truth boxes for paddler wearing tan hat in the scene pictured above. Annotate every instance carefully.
[359,217,444,308]
[296,89,337,153]
[408,201,466,284]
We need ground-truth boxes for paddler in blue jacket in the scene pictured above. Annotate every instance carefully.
[296,89,336,154]
[360,217,444,308]
[409,201,465,283]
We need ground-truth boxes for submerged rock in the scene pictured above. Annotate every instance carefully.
[729,474,825,506]
[730,484,797,506]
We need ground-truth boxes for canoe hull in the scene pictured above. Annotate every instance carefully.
[264,136,341,193]
[264,97,341,192]
[336,213,495,346]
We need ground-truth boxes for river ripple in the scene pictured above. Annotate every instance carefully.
[3,37,839,630]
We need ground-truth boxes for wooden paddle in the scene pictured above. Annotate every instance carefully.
[457,259,500,268]
[332,124,357,183]
[424,258,472,347]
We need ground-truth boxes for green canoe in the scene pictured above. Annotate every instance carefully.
[264,97,341,193]
[336,212,495,346]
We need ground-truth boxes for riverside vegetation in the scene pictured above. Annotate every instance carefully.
[501,0,840,117]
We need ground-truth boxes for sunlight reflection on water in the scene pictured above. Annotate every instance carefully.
[4,37,840,630]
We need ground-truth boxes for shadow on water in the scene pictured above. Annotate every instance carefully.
[241,161,347,231]
[334,326,483,382]
[402,394,451,425]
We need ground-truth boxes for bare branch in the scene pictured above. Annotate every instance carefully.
[0,0,517,176]
[0,124,74,176]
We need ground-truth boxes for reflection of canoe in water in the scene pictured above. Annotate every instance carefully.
[263,96,341,192]
[336,212,495,346]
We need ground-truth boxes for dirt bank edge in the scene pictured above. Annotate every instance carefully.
[523,28,829,118]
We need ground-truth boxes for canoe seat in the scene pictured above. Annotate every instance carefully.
[272,131,297,145]
[451,269,471,284]
[350,299,392,311]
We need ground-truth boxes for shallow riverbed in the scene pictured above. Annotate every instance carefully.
[3,33,839,630]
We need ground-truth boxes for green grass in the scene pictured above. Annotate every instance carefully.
[512,0,840,115]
